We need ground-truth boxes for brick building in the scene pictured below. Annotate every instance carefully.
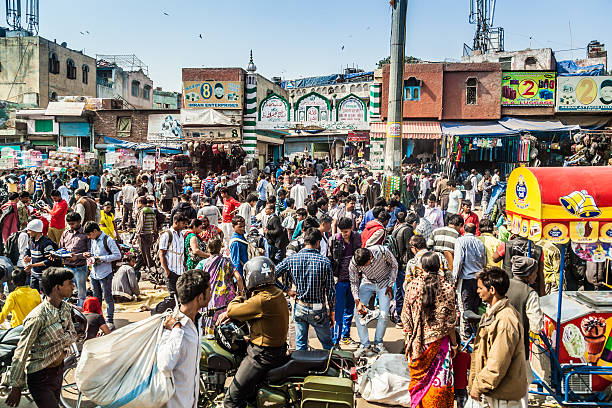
[93,109,180,145]
[442,63,501,120]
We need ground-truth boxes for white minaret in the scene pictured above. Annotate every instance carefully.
[243,50,257,158]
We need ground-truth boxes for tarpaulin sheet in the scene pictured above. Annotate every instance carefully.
[281,74,340,89]
[441,121,518,136]
[499,117,580,132]
[557,60,604,76]
[344,71,374,80]
[103,136,181,154]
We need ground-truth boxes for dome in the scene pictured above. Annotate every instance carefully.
[246,50,257,73]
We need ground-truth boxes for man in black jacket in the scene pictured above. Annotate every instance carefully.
[329,216,361,346]
[264,204,287,264]
[170,195,197,222]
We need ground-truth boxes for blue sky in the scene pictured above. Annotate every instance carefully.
[28,0,612,92]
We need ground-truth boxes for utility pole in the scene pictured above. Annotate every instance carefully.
[384,0,407,176]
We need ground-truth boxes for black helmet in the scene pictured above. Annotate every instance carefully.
[243,256,275,291]
[215,320,249,353]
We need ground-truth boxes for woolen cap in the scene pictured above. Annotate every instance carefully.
[26,219,43,233]
[511,255,537,278]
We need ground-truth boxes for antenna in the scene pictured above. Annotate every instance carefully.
[6,0,22,30]
[464,0,504,56]
[25,0,39,35]
[568,19,574,60]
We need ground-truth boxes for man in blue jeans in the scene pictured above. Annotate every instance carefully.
[329,217,361,345]
[83,221,122,330]
[349,245,398,355]
[276,228,335,350]
[58,212,89,306]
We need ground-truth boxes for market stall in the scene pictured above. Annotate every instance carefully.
[506,166,612,406]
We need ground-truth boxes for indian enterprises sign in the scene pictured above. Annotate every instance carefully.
[183,81,243,109]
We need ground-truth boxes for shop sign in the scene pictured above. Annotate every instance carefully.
[501,71,556,106]
[184,127,240,141]
[147,114,182,143]
[557,76,612,112]
[337,96,366,123]
[183,81,243,109]
[295,93,330,123]
[348,131,369,142]
[387,122,401,138]
[570,221,599,243]
[600,223,612,243]
[259,95,289,123]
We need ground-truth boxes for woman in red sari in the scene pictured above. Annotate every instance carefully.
[402,252,458,408]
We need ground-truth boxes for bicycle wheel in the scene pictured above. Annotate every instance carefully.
[60,363,84,408]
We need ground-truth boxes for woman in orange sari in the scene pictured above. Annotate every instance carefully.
[402,252,458,408]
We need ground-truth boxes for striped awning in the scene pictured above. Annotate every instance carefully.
[369,121,441,139]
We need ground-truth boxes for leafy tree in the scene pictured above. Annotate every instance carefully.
[377,55,421,68]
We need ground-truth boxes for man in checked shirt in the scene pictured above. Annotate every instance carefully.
[349,245,398,355]
[276,228,336,350]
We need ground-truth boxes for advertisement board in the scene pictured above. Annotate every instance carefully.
[147,114,182,143]
[557,76,612,111]
[347,131,369,142]
[501,71,556,107]
[183,81,243,109]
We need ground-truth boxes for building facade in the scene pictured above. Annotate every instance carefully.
[0,35,96,107]
[153,88,181,109]
[96,55,153,109]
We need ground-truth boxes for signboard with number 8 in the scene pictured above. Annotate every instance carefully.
[200,83,212,99]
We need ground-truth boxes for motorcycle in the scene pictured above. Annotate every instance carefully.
[199,315,357,408]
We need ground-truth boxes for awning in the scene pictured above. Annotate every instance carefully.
[499,117,580,133]
[103,136,156,151]
[45,102,85,116]
[257,135,284,145]
[402,121,441,139]
[59,122,91,137]
[369,121,441,139]
[181,109,234,126]
[441,121,518,136]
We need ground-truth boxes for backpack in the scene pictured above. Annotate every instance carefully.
[204,181,216,198]
[102,235,121,272]
[229,237,259,263]
[463,176,473,191]
[70,178,79,190]
[153,230,176,270]
[384,233,401,263]
[4,230,23,265]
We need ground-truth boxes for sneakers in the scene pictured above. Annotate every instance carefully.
[358,309,380,326]
[340,337,357,346]
[374,344,388,354]
[395,322,404,329]
[107,322,116,331]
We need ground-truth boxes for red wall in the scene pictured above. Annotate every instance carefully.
[182,68,244,82]
[442,63,501,120]
[381,63,443,120]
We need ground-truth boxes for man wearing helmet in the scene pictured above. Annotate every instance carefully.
[217,256,289,408]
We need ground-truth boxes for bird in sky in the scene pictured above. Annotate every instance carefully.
[199,34,203,39]
[79,31,84,35]
[86,30,90,34]
[163,12,169,16]
[341,45,345,50]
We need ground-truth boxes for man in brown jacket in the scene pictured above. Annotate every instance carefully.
[469,266,527,408]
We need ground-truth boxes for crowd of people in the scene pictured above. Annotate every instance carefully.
[0,158,582,408]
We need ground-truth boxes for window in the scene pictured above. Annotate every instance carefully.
[143,85,151,100]
[116,117,132,138]
[82,65,89,84]
[49,52,59,74]
[131,80,140,97]
[466,77,478,105]
[499,56,512,71]
[403,77,421,101]
[35,119,53,133]
[524,56,538,70]
[66,59,77,79]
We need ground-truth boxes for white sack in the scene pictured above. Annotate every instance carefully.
[75,313,175,407]
[358,353,412,407]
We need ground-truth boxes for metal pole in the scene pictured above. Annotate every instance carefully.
[384,0,407,176]
[554,243,566,393]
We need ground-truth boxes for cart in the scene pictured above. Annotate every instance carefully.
[506,167,612,406]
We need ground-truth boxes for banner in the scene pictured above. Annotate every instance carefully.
[501,71,556,107]
[557,76,612,111]
[147,114,182,143]
[337,96,366,123]
[183,81,242,109]
[347,131,369,142]
[259,95,289,123]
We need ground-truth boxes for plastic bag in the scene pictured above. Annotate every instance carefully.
[358,353,412,407]
[464,397,485,408]
[75,313,175,407]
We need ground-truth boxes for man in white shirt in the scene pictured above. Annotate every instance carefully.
[424,194,444,229]
[158,269,211,408]
[290,179,307,210]
[465,169,478,211]
[197,197,221,226]
[158,214,187,298]
[446,181,463,224]
[120,179,138,230]
[237,193,258,234]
